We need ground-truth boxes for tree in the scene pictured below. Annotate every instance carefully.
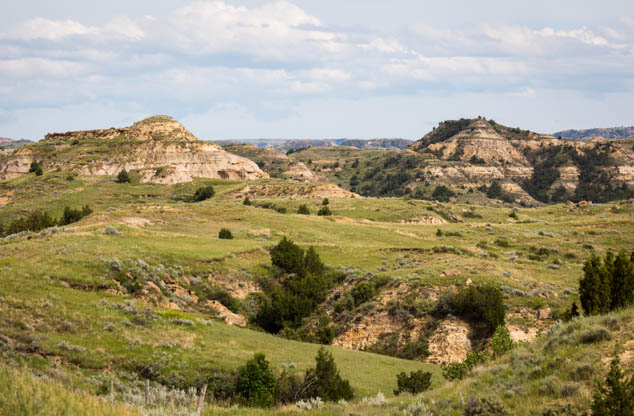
[35,166,43,176]
[322,198,329,206]
[394,370,432,395]
[297,204,310,215]
[591,356,634,416]
[270,237,306,277]
[487,181,503,199]
[579,251,634,316]
[243,197,252,206]
[219,228,233,239]
[235,353,277,407]
[317,206,332,216]
[116,169,131,183]
[304,347,354,401]
[29,161,41,174]
[191,185,215,202]
[432,185,456,202]
[490,325,513,358]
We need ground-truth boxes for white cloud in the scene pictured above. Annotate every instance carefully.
[0,58,90,78]
[4,18,97,41]
[104,16,145,40]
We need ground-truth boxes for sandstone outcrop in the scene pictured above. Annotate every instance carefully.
[426,317,472,364]
[0,115,268,184]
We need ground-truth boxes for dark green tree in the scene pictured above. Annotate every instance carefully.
[591,356,634,416]
[317,206,332,216]
[219,228,233,239]
[116,169,131,183]
[235,353,277,407]
[394,370,432,395]
[297,204,310,215]
[243,197,252,206]
[270,237,306,277]
[191,185,215,202]
[304,347,354,401]
[322,198,329,206]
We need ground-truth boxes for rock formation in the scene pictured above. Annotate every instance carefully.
[0,115,267,184]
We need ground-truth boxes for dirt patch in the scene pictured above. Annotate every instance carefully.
[204,300,246,327]
[120,217,153,227]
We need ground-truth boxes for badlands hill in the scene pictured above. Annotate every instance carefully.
[0,137,32,150]
[554,126,634,140]
[0,116,267,184]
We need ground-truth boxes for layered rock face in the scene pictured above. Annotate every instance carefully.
[409,118,634,203]
[0,116,268,184]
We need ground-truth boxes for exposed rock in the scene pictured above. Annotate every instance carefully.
[426,317,472,364]
[537,307,552,320]
[205,300,246,327]
[0,115,268,183]
[333,312,402,350]
[400,216,447,225]
[507,325,539,343]
[235,183,358,199]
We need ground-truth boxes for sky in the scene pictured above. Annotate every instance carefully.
[1,0,634,140]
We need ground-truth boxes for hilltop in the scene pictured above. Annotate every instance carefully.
[281,118,634,205]
[554,126,634,140]
[0,137,32,151]
[0,116,267,184]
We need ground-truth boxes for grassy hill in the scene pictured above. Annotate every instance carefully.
[1,167,634,414]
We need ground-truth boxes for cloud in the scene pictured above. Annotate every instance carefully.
[4,18,97,41]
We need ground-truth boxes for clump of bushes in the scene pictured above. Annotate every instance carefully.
[442,351,488,380]
[317,206,332,216]
[243,197,252,206]
[0,205,93,237]
[190,185,215,202]
[219,228,233,239]
[394,370,432,395]
[235,353,277,407]
[297,204,310,215]
[435,284,506,334]
[432,185,456,202]
[29,161,43,176]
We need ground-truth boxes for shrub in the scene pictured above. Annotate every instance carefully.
[436,284,506,333]
[432,185,456,202]
[322,198,329,206]
[579,327,611,344]
[297,204,310,215]
[116,169,131,183]
[59,206,93,226]
[494,238,510,248]
[243,197,252,206]
[235,353,276,407]
[317,206,332,216]
[351,282,377,307]
[491,325,514,358]
[463,397,509,416]
[394,370,432,395]
[191,185,215,202]
[104,226,122,236]
[442,351,488,380]
[591,356,634,415]
[219,228,233,239]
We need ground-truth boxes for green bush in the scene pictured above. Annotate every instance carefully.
[490,325,514,358]
[243,197,252,206]
[116,169,131,183]
[351,281,377,307]
[394,370,432,395]
[218,228,233,239]
[436,284,506,333]
[432,185,456,202]
[297,204,310,215]
[591,356,634,416]
[235,353,276,407]
[190,185,215,202]
[442,351,488,381]
[322,198,329,206]
[317,206,332,216]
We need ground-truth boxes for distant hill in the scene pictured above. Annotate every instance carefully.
[0,116,266,183]
[0,137,32,150]
[213,138,412,151]
[553,126,634,140]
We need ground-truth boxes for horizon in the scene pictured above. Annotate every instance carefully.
[2,1,634,140]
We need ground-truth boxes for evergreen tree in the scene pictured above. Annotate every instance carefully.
[580,254,612,315]
[490,325,514,358]
[304,347,354,401]
[235,353,277,408]
[243,197,252,206]
[610,252,634,310]
[116,169,131,183]
[297,204,310,215]
[591,356,634,416]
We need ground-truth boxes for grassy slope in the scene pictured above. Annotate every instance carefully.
[1,171,634,414]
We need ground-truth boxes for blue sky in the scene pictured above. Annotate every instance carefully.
[1,0,634,140]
